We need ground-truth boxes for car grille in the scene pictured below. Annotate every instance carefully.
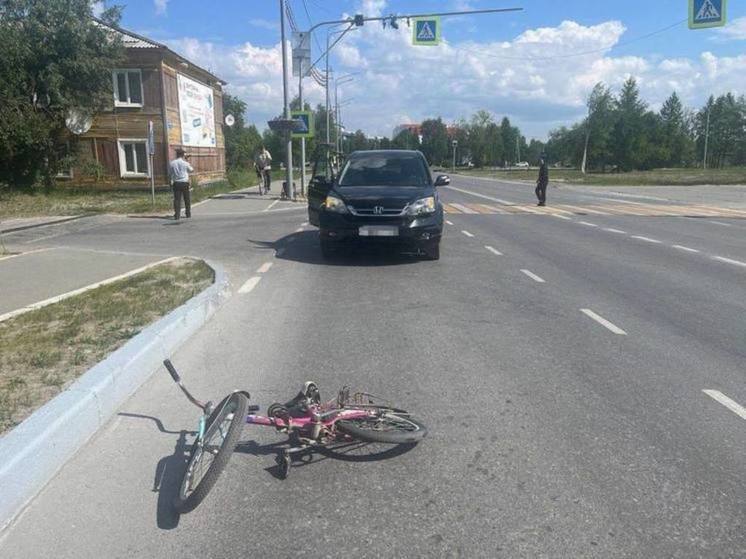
[348,205,406,217]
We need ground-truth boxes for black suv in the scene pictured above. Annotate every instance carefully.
[308,150,448,260]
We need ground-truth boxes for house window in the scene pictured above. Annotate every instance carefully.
[113,69,143,107]
[117,140,150,177]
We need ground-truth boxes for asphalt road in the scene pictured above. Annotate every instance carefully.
[0,177,744,558]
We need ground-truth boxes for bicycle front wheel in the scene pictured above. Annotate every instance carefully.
[337,411,427,444]
[174,392,248,513]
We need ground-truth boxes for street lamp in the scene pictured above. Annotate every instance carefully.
[334,74,357,152]
[452,139,458,173]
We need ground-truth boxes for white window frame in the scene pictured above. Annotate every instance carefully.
[117,139,150,178]
[112,69,144,108]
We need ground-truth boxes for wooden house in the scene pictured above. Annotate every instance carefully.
[67,20,227,188]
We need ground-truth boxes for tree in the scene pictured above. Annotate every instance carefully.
[611,77,648,171]
[659,91,693,166]
[500,117,518,165]
[0,0,125,189]
[420,118,449,165]
[392,129,418,150]
[581,83,615,173]
[223,93,262,170]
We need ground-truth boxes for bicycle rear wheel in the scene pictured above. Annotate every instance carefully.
[337,410,427,444]
[174,392,248,513]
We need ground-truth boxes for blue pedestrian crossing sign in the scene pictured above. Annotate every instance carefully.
[291,110,314,139]
[413,17,440,46]
[689,0,727,29]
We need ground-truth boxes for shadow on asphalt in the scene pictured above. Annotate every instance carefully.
[248,231,425,267]
[118,412,193,530]
[234,438,418,479]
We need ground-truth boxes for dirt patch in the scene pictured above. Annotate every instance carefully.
[0,258,214,434]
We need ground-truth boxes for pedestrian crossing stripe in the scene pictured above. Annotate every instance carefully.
[442,202,746,218]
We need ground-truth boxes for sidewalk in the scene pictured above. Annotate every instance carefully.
[0,248,169,317]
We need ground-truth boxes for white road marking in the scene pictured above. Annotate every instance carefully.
[520,269,545,283]
[0,248,52,261]
[578,221,598,227]
[603,227,627,234]
[703,390,746,421]
[707,221,733,227]
[0,256,180,323]
[630,235,662,244]
[712,255,746,268]
[672,245,700,253]
[580,308,627,335]
[301,222,309,227]
[238,276,262,294]
[263,199,280,212]
[445,220,454,225]
[484,245,502,256]
[552,214,572,220]
[451,203,478,214]
[295,227,304,233]
[461,230,475,238]
[257,262,273,274]
[444,185,512,205]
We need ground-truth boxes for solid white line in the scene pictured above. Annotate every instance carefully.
[603,227,627,234]
[263,199,280,212]
[0,248,52,261]
[580,308,627,335]
[484,245,502,256]
[461,230,475,238]
[703,390,746,421]
[631,235,662,244]
[552,214,572,220]
[712,255,746,268]
[672,245,700,253]
[238,276,262,294]
[707,221,733,227]
[0,256,180,323]
[444,185,512,205]
[520,269,545,283]
[445,220,454,225]
[257,262,273,274]
[578,221,598,227]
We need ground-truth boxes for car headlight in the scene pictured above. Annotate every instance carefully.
[324,195,349,213]
[405,196,437,216]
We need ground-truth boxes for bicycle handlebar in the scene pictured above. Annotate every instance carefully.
[163,359,180,382]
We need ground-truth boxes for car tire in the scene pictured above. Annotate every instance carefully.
[422,240,440,261]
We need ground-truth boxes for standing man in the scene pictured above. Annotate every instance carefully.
[256,146,272,194]
[535,154,549,207]
[169,148,194,220]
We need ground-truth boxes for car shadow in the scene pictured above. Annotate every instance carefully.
[248,231,424,267]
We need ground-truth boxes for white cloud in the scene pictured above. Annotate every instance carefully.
[160,14,746,141]
[714,16,746,40]
[154,0,168,16]
[91,1,104,17]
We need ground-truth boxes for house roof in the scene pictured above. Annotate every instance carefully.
[92,17,227,85]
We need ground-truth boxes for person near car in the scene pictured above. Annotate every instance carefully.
[535,156,548,206]
[169,148,194,220]
[256,146,272,194]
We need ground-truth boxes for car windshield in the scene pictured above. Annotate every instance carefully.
[338,154,430,187]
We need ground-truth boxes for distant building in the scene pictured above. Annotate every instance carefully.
[63,19,227,187]
[393,123,461,141]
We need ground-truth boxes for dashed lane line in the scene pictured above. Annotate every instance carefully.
[257,262,273,274]
[672,245,700,253]
[578,221,598,227]
[603,227,627,234]
[630,235,662,244]
[703,390,746,421]
[484,245,503,256]
[552,214,572,220]
[707,221,733,228]
[295,227,304,233]
[238,276,262,294]
[445,220,454,225]
[580,308,627,335]
[461,230,475,238]
[520,269,545,283]
[712,255,746,268]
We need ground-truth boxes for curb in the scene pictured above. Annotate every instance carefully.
[0,259,231,532]
[0,214,90,235]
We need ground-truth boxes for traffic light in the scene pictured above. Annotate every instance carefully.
[354,14,364,26]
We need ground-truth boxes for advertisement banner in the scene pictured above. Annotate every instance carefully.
[177,74,216,148]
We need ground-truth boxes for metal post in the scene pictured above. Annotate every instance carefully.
[703,105,711,170]
[325,36,331,145]
[299,69,306,198]
[452,140,457,173]
[280,0,294,199]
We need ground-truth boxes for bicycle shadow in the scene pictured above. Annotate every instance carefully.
[234,437,418,479]
[118,412,193,531]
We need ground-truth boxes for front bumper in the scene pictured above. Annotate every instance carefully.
[319,208,443,244]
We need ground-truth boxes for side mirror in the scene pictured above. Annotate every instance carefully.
[434,175,450,187]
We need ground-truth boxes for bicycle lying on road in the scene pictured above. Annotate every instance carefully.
[163,359,427,513]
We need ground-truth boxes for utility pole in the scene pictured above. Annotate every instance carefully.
[452,139,457,173]
[280,0,294,199]
[703,105,711,170]
[298,69,305,197]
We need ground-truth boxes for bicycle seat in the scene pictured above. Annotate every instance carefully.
[268,382,320,418]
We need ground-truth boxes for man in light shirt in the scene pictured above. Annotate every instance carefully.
[255,146,272,195]
[169,148,194,220]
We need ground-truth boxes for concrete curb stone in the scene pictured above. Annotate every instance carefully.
[0,259,230,532]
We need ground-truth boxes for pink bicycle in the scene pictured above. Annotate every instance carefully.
[163,360,427,513]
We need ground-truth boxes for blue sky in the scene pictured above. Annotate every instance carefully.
[103,0,746,139]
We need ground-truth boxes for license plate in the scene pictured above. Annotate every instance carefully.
[359,225,398,237]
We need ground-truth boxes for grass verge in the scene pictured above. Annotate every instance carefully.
[456,167,746,187]
[0,257,214,434]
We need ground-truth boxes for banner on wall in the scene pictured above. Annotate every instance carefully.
[177,74,216,148]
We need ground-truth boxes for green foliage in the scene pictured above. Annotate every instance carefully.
[223,93,263,171]
[420,118,449,165]
[0,0,125,190]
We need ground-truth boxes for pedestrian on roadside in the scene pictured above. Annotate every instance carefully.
[169,148,194,220]
[256,146,272,195]
[535,155,548,206]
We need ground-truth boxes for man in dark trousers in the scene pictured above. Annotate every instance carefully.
[169,148,194,220]
[535,155,549,206]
